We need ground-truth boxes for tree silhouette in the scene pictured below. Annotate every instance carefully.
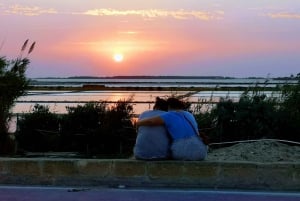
[0,40,35,154]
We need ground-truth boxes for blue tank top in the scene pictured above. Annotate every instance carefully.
[160,111,199,140]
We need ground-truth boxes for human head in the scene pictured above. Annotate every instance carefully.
[153,97,168,111]
[166,97,185,110]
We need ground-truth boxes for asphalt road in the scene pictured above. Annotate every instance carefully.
[0,186,299,201]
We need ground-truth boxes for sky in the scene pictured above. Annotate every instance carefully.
[0,0,300,78]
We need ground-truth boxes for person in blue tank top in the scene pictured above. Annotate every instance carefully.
[134,97,171,160]
[136,97,207,161]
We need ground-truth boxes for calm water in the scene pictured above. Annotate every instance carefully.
[13,78,288,114]
[14,90,183,114]
[30,77,294,88]
[13,90,252,114]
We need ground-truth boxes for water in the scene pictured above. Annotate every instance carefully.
[30,77,295,88]
[14,90,186,114]
[13,90,250,115]
[13,78,289,114]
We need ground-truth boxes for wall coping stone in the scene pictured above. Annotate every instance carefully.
[0,158,299,191]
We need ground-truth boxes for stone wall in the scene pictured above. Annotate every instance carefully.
[0,158,299,190]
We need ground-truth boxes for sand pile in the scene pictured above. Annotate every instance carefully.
[206,140,300,163]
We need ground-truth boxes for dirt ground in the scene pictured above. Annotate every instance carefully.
[206,139,300,162]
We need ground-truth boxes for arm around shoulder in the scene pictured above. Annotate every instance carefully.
[136,116,164,127]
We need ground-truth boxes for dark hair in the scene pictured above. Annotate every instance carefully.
[167,97,185,110]
[153,97,168,111]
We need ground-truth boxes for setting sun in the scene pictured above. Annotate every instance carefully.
[113,53,124,62]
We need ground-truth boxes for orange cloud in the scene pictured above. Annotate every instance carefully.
[81,8,223,20]
[265,12,300,19]
[1,4,223,21]
[3,4,57,16]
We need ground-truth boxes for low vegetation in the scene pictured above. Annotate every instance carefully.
[17,99,136,158]
[0,40,35,154]
[194,74,300,144]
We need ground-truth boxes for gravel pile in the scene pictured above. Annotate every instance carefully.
[206,139,300,162]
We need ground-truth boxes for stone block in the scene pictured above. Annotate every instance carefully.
[147,161,184,181]
[217,162,258,189]
[76,159,112,178]
[112,159,146,179]
[7,159,42,176]
[255,163,300,190]
[42,159,78,177]
[182,161,219,186]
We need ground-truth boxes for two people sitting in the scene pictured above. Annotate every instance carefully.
[134,97,208,161]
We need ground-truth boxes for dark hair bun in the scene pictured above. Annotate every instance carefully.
[167,97,185,109]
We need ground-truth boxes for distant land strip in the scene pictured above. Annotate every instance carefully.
[32,75,298,80]
[28,85,280,92]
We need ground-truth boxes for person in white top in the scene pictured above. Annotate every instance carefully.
[133,97,171,160]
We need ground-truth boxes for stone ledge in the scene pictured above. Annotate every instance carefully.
[0,158,299,190]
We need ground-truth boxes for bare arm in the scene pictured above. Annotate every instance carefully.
[136,116,165,127]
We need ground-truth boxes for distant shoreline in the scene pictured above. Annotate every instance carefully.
[31,76,235,79]
[27,76,297,91]
[28,85,279,92]
[30,75,297,80]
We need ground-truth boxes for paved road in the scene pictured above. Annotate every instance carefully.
[0,186,299,201]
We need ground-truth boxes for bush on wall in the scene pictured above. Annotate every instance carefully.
[0,40,35,154]
[17,104,60,152]
[195,74,300,144]
[17,99,136,158]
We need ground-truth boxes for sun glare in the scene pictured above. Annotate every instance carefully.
[113,53,124,62]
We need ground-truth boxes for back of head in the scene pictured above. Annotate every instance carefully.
[153,97,168,111]
[167,97,185,110]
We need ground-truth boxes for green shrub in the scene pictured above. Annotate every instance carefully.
[195,75,300,143]
[275,73,300,141]
[206,92,279,142]
[90,98,136,158]
[17,104,60,152]
[17,99,136,157]
[60,102,107,153]
[59,99,136,157]
[0,40,35,154]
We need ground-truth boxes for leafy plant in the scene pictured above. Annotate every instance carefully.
[59,98,136,157]
[275,73,300,141]
[60,102,107,153]
[195,75,300,144]
[92,97,136,157]
[0,40,35,154]
[17,104,60,152]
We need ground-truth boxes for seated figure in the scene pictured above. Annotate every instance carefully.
[133,97,171,160]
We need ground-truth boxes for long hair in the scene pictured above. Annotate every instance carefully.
[167,97,185,110]
[153,97,168,111]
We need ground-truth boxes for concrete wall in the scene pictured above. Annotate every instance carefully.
[0,158,299,191]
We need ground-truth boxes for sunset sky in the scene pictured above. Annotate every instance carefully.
[0,1,299,78]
